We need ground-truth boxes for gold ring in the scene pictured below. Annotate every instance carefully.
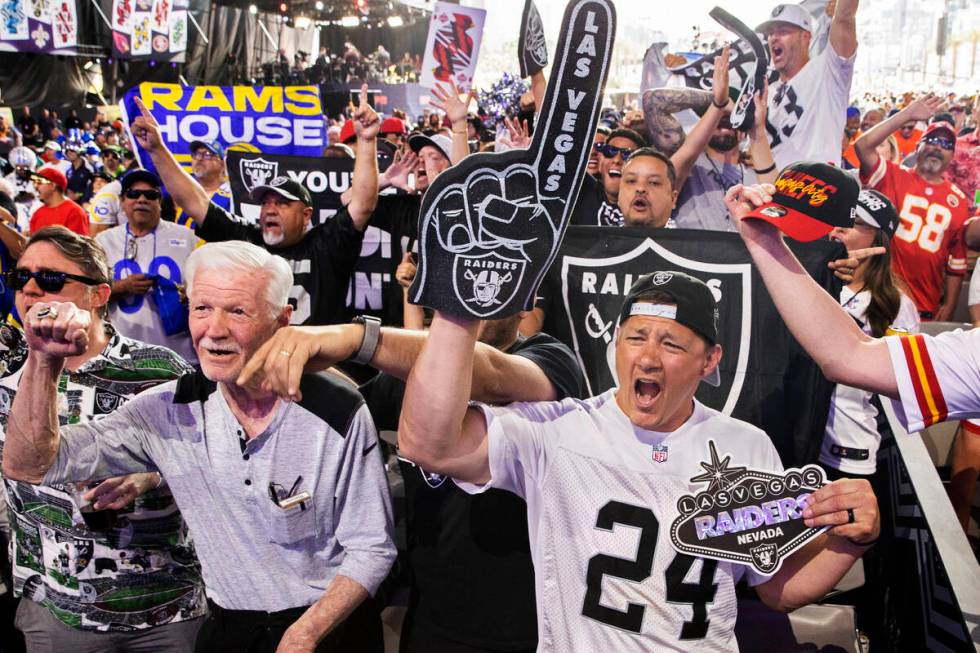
[35,306,58,320]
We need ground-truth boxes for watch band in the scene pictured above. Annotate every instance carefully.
[351,316,382,365]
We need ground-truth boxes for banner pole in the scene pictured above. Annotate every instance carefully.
[257,17,277,50]
[188,10,209,45]
[88,0,112,30]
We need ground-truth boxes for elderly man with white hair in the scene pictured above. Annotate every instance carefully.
[1,240,396,653]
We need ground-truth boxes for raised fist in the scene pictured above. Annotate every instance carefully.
[24,301,91,361]
[409,0,616,319]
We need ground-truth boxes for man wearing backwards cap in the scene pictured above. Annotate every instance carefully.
[128,87,381,327]
[854,92,970,321]
[730,181,980,438]
[757,0,858,169]
[398,269,880,649]
[29,165,89,236]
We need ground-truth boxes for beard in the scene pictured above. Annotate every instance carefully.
[709,132,738,152]
[917,153,945,176]
[262,230,285,247]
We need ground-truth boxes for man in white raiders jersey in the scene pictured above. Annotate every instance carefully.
[399,271,880,651]
[731,183,980,433]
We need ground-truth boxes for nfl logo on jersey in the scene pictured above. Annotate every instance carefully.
[651,444,668,463]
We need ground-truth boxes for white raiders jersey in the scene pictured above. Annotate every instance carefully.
[463,390,783,652]
[766,43,855,170]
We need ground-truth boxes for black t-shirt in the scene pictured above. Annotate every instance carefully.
[353,193,420,326]
[570,174,623,227]
[361,333,585,649]
[197,202,364,326]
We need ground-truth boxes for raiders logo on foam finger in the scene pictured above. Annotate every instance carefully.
[410,0,616,320]
[519,0,549,78]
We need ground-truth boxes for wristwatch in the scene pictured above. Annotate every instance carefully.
[351,315,382,364]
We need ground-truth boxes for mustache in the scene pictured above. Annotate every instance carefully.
[199,338,242,353]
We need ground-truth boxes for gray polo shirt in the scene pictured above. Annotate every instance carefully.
[42,369,396,612]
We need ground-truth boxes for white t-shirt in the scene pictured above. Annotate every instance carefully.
[767,43,856,170]
[96,220,201,363]
[820,288,919,474]
[88,180,122,227]
[885,329,980,433]
[461,391,783,652]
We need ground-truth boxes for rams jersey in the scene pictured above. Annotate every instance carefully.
[175,182,233,230]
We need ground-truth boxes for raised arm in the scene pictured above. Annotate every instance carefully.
[728,184,898,397]
[745,82,778,184]
[670,46,732,190]
[129,97,212,224]
[430,80,476,164]
[854,93,944,179]
[3,302,89,483]
[348,85,381,230]
[828,0,859,59]
[642,86,712,156]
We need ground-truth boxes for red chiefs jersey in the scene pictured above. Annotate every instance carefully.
[863,158,968,315]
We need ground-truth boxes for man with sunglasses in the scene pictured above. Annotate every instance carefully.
[571,128,647,227]
[95,169,201,364]
[100,146,125,179]
[28,166,89,237]
[855,92,970,321]
[0,226,206,651]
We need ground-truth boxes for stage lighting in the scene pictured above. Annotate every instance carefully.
[387,15,402,27]
[279,2,287,11]
[248,3,257,13]
[341,15,359,26]
[355,0,367,10]
[295,15,311,28]
[315,0,323,9]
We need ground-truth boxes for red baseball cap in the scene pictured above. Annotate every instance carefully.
[380,117,407,135]
[339,119,356,144]
[922,122,956,144]
[33,165,68,192]
[742,162,858,242]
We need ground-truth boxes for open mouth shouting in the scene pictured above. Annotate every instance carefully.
[634,378,661,409]
[630,194,650,214]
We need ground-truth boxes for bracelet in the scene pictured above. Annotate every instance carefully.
[753,162,777,175]
[846,535,878,547]
[351,316,382,365]
[712,98,728,109]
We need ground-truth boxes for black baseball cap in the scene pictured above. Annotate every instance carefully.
[249,175,313,206]
[120,168,162,192]
[743,162,858,241]
[855,189,898,239]
[619,271,720,386]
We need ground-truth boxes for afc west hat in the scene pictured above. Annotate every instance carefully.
[756,3,814,34]
[922,121,957,145]
[188,139,226,159]
[249,176,313,207]
[742,161,859,242]
[619,271,721,386]
[120,168,162,192]
[408,133,453,162]
[855,189,898,239]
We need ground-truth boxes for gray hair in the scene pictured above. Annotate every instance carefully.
[185,241,292,315]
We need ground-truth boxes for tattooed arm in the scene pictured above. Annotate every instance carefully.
[641,87,713,156]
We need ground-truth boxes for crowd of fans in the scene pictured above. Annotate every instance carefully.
[0,0,978,650]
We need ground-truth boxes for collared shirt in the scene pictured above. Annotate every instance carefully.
[948,132,980,210]
[42,369,396,611]
[0,323,205,632]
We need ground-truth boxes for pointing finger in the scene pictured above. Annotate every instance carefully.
[529,0,616,211]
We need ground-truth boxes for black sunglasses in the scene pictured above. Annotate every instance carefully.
[594,142,635,161]
[8,269,102,293]
[123,188,162,200]
[922,135,955,151]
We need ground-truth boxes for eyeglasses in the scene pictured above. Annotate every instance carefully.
[123,188,162,200]
[594,142,635,161]
[922,135,955,151]
[7,269,102,293]
[191,150,220,161]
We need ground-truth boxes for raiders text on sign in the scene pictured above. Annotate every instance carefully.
[461,258,519,271]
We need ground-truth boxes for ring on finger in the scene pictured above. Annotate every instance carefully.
[279,349,292,357]
[846,508,855,524]
[36,306,58,320]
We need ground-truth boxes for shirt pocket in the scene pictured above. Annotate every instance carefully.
[264,500,319,545]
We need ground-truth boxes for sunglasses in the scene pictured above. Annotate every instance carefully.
[922,135,955,151]
[594,143,635,161]
[123,188,162,200]
[8,269,102,293]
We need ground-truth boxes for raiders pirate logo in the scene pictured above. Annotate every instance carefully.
[557,235,752,412]
[669,440,829,575]
[453,251,527,316]
[651,271,673,285]
[240,157,278,192]
[518,0,549,78]
[95,389,123,414]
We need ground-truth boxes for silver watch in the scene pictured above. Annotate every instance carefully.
[351,315,382,364]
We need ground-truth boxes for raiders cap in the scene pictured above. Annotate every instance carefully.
[855,189,898,239]
[249,176,313,206]
[756,3,813,34]
[742,161,858,242]
[619,271,720,386]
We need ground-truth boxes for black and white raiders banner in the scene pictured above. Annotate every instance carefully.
[410,0,615,320]
[668,7,769,130]
[540,227,842,467]
[518,0,549,78]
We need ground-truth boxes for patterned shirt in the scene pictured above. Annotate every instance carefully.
[0,323,206,631]
[948,132,980,211]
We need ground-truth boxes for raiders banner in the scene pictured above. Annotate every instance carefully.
[518,0,549,78]
[540,227,841,467]
[410,0,615,320]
